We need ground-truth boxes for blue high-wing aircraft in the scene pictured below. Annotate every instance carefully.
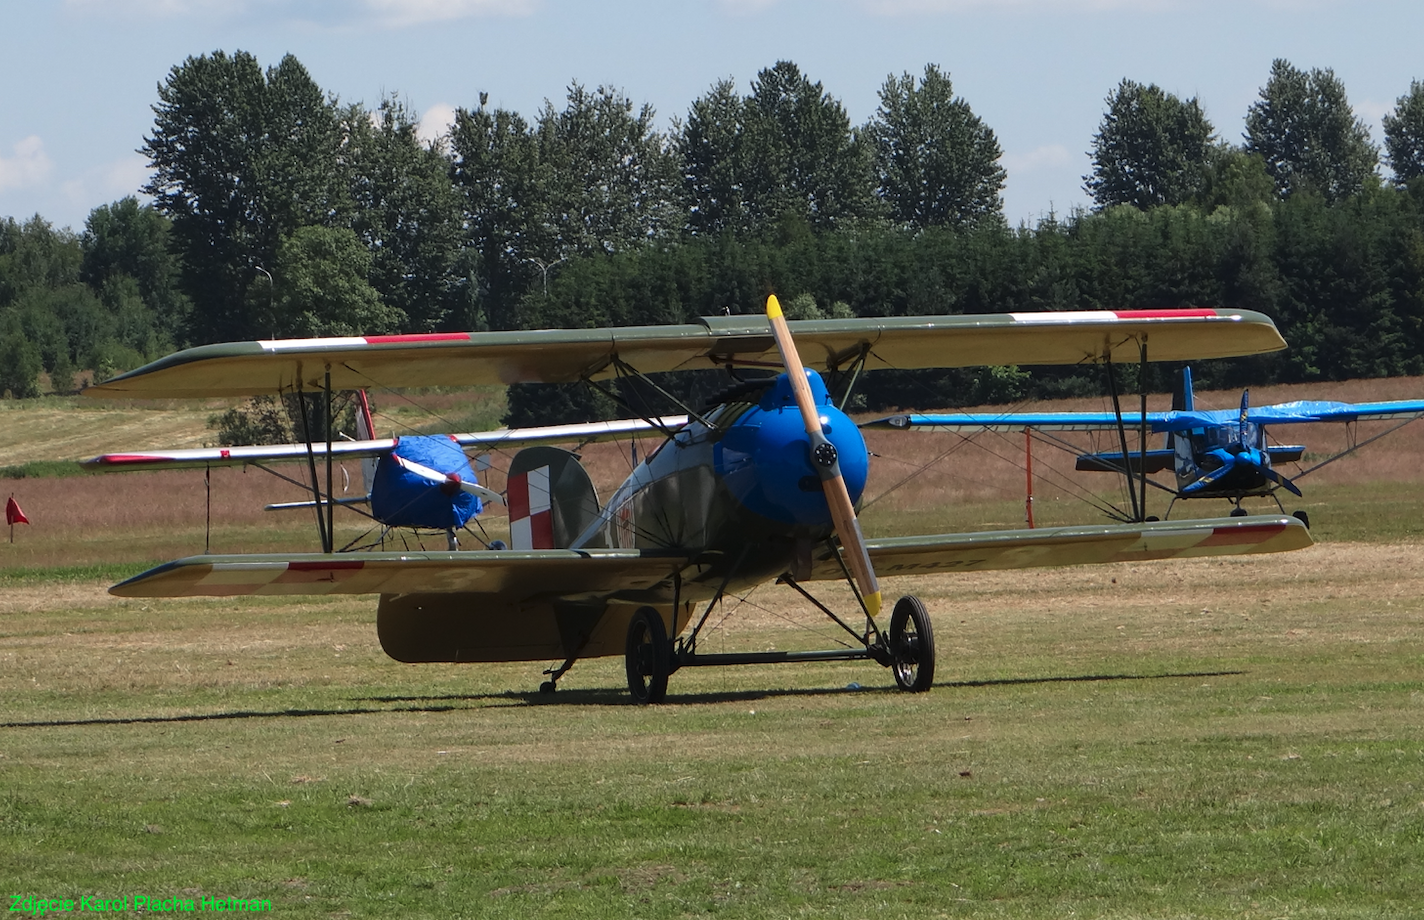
[867,366,1424,520]
[82,303,1313,702]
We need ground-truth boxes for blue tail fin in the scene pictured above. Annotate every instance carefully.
[1173,366,1195,412]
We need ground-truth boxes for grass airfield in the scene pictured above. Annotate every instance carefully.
[3,379,1424,917]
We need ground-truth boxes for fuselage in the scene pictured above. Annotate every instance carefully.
[571,370,869,592]
[1172,420,1276,497]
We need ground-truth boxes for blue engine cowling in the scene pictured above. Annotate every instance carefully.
[714,370,869,530]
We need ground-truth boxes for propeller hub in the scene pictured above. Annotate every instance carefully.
[813,441,838,469]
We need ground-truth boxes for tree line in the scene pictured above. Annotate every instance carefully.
[2,52,1423,422]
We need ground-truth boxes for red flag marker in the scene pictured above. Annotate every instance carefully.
[6,494,28,542]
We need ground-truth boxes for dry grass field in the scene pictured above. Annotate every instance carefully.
[3,375,1424,917]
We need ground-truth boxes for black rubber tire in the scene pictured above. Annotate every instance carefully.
[1293,509,1311,530]
[625,607,670,704]
[889,595,935,693]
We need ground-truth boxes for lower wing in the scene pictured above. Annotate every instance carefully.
[811,514,1311,579]
[109,548,690,598]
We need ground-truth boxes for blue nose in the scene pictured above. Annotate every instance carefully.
[713,371,869,528]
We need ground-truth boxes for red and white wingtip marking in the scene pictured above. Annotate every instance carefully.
[508,466,554,550]
[1006,309,1221,323]
[257,332,475,351]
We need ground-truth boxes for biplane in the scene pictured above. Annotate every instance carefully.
[84,388,682,552]
[867,366,1424,521]
[82,300,1314,702]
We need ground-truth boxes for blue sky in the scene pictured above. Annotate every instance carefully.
[1,0,1416,232]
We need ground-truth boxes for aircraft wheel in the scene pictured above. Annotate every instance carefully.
[539,681,557,694]
[889,595,935,693]
[1293,510,1311,529]
[625,607,670,704]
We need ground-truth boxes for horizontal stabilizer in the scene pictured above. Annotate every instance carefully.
[1075,449,1177,474]
[265,497,370,512]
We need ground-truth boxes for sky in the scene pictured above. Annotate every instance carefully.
[1,0,1418,233]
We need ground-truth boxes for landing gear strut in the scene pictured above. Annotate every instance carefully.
[540,656,578,694]
[618,592,937,703]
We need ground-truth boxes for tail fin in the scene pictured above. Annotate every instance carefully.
[355,390,377,496]
[1173,366,1194,412]
[506,447,601,550]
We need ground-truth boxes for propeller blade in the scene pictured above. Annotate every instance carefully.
[765,294,881,618]
[1238,389,1250,445]
[392,454,504,505]
[1259,464,1305,497]
[1181,451,1237,495]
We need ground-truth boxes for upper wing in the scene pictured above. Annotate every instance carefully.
[809,514,1311,579]
[869,396,1424,436]
[83,309,1285,400]
[863,411,1171,433]
[1244,399,1424,425]
[108,548,691,598]
[82,416,688,472]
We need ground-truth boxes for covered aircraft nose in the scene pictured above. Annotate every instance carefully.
[714,370,869,529]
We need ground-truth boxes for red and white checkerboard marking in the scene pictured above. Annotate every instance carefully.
[508,465,553,549]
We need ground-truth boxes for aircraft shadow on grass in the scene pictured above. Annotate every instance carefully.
[0,670,1249,728]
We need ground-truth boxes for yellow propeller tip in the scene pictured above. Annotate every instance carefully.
[865,592,882,619]
[765,294,782,319]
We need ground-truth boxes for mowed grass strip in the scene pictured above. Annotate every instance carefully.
[2,543,1423,918]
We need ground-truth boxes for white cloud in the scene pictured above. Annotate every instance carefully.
[861,0,1173,12]
[418,103,458,145]
[714,0,783,14]
[361,0,538,26]
[1001,144,1073,174]
[1355,99,1393,133]
[59,153,152,214]
[64,0,535,28]
[0,137,54,193]
[63,0,233,18]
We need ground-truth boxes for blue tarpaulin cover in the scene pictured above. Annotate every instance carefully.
[370,435,482,529]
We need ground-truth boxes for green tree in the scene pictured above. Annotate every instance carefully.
[677,79,750,236]
[867,64,1006,229]
[1193,145,1277,211]
[250,226,402,338]
[451,85,676,332]
[342,97,468,332]
[0,328,42,398]
[0,216,83,307]
[450,98,551,332]
[142,51,350,342]
[1244,59,1379,203]
[1383,80,1424,193]
[1086,79,1215,210]
[532,83,678,257]
[741,61,877,231]
[80,197,191,342]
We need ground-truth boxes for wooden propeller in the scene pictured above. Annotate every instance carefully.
[765,295,882,618]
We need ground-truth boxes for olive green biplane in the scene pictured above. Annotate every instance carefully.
[84,300,1312,702]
